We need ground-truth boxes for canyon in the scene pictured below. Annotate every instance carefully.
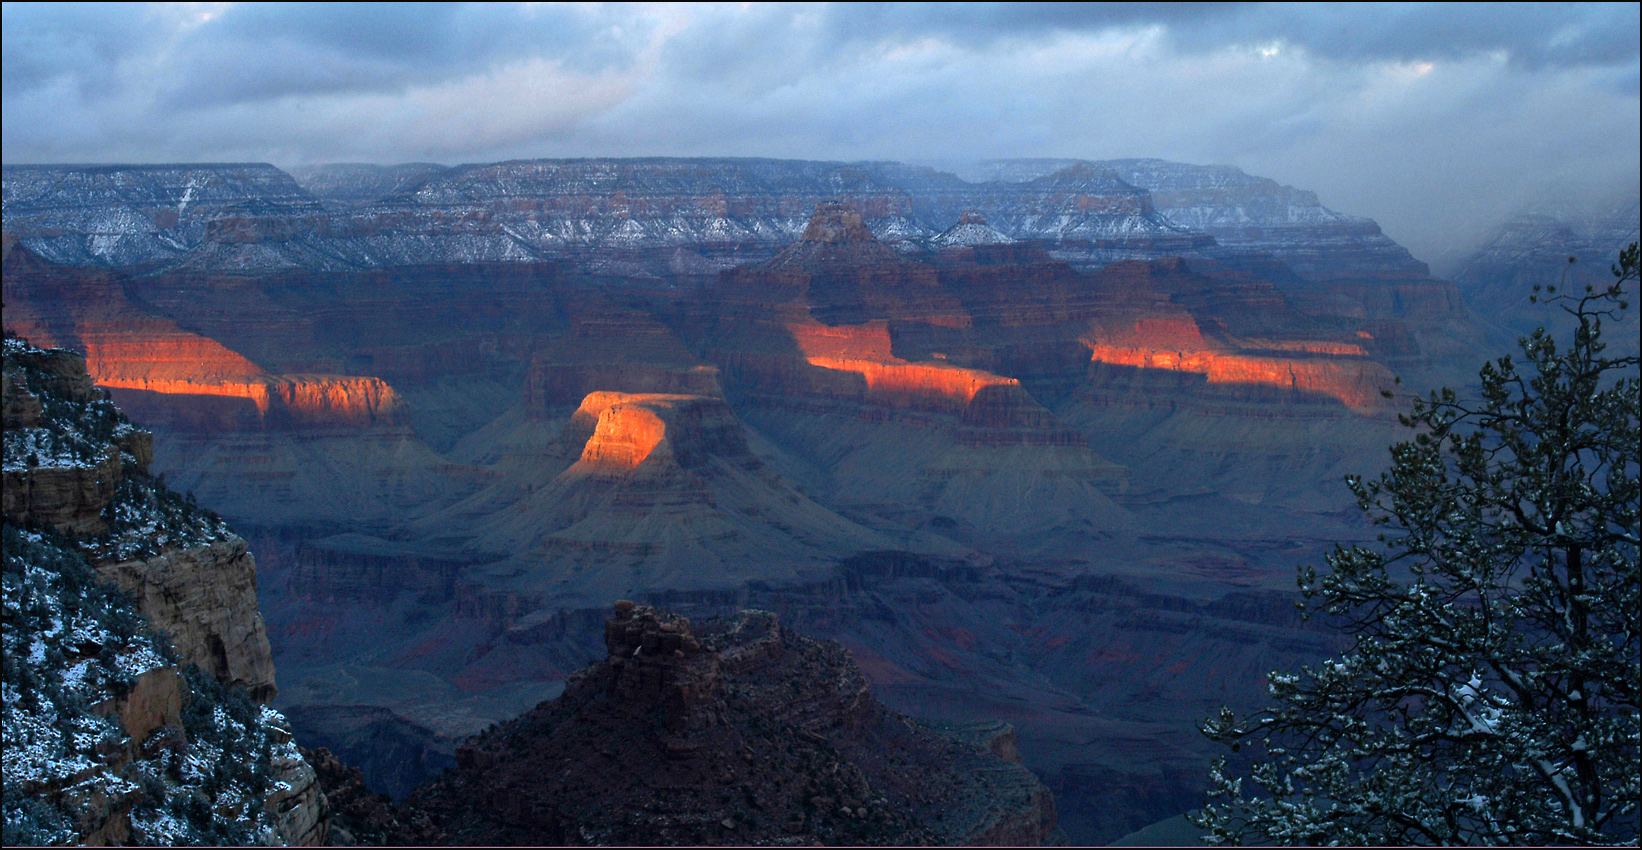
[4,155,1581,844]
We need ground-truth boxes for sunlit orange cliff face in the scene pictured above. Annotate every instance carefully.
[787,319,1023,416]
[1083,316,1393,411]
[24,325,405,430]
[568,391,752,474]
[710,203,1089,439]
[574,396,671,471]
[1,244,408,431]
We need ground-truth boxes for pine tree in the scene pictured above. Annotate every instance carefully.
[1191,244,1641,845]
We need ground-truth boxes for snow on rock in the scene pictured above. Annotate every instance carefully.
[932,209,1015,247]
[2,335,326,845]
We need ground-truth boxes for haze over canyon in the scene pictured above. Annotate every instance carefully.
[3,153,1638,844]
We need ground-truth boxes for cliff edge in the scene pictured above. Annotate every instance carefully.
[2,333,326,845]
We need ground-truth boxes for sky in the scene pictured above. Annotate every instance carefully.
[2,1,1638,264]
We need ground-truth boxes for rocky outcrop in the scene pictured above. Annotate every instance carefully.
[90,665,185,749]
[933,209,1015,248]
[568,391,751,474]
[2,448,126,535]
[3,519,327,848]
[2,334,326,845]
[300,746,443,846]
[411,603,1059,846]
[101,537,279,703]
[1,345,147,535]
[4,336,281,703]
[265,712,329,847]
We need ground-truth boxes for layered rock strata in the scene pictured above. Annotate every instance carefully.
[7,157,1428,285]
[953,159,1477,374]
[1096,158,1431,282]
[700,205,1407,534]
[714,205,1089,433]
[2,334,326,845]
[411,602,1060,846]
[961,158,1430,282]
[425,388,946,613]
[3,339,279,702]
[2,242,409,434]
[522,306,722,415]
[2,185,1454,847]
[1,163,323,270]
[2,243,472,527]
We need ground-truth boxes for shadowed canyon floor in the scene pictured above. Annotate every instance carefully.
[2,159,1527,843]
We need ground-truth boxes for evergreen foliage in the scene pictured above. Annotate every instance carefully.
[1192,244,1641,845]
[2,336,303,845]
[1,341,134,471]
[0,526,291,845]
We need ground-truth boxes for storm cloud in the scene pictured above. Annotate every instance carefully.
[3,2,1638,262]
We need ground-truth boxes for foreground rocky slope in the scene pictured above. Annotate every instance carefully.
[2,335,326,845]
[412,602,1059,846]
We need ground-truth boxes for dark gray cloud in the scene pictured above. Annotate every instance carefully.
[690,2,1640,70]
[1,3,165,98]
[166,3,652,107]
[1,2,1637,263]
[1194,2,1641,69]
[3,2,651,107]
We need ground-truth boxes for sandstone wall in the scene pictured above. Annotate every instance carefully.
[3,451,124,535]
[100,537,279,704]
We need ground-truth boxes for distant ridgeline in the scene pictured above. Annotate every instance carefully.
[1444,191,1641,358]
[1,334,327,845]
[0,157,1431,283]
